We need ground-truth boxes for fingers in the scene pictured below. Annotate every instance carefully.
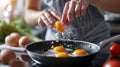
[62,1,76,24]
[81,5,87,16]
[61,2,69,25]
[75,0,88,16]
[38,0,90,28]
[38,18,46,28]
[62,0,90,24]
[75,1,82,17]
[80,0,90,16]
[38,9,61,28]
[48,9,61,20]
[44,11,57,28]
[67,0,76,22]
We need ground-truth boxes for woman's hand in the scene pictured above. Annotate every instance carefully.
[61,0,91,25]
[38,9,61,28]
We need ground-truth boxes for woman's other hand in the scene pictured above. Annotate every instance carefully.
[61,0,91,25]
[38,9,61,28]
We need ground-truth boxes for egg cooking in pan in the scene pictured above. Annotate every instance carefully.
[42,45,88,58]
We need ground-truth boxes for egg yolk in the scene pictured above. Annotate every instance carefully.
[55,52,69,58]
[55,21,65,32]
[53,46,65,52]
[73,49,87,56]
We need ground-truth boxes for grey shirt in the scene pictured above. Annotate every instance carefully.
[43,0,110,43]
[43,0,111,67]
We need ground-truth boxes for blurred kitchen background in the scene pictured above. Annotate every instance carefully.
[0,0,24,22]
[0,0,120,40]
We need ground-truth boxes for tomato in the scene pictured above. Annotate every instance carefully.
[103,59,120,67]
[110,43,120,57]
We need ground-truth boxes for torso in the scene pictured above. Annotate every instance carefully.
[43,0,110,44]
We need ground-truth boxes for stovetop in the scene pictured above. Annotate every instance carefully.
[30,61,92,67]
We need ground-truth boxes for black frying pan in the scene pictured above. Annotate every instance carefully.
[25,40,100,67]
[25,35,120,67]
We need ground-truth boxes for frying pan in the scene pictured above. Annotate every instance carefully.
[25,40,99,67]
[25,35,120,67]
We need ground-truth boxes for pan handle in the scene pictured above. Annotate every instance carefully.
[98,34,120,48]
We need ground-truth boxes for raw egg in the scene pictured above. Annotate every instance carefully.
[55,52,69,58]
[73,49,87,56]
[10,32,21,46]
[10,32,21,41]
[5,35,18,47]
[0,49,16,64]
[53,46,65,52]
[55,21,65,32]
[19,36,31,48]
